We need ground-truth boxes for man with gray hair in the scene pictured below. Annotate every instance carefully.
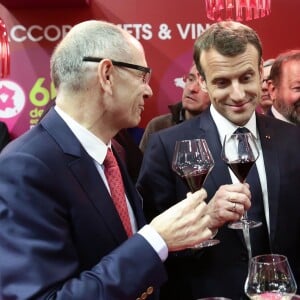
[0,20,237,300]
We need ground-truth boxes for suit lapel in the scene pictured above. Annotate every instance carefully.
[198,110,233,197]
[196,110,247,247]
[256,115,280,245]
[69,155,129,243]
[41,108,130,243]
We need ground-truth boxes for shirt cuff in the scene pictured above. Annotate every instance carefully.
[138,225,168,262]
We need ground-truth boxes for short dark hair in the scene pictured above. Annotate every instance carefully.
[193,21,262,79]
[269,49,300,86]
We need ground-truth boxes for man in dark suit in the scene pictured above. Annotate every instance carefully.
[0,121,9,151]
[0,20,226,300]
[137,21,300,300]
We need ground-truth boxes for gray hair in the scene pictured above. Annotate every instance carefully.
[193,21,262,79]
[50,20,133,91]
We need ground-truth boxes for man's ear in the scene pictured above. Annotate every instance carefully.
[199,75,207,92]
[259,58,264,83]
[268,80,277,102]
[98,59,114,94]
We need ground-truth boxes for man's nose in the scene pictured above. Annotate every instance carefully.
[230,82,245,100]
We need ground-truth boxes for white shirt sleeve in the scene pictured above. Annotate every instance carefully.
[138,225,168,262]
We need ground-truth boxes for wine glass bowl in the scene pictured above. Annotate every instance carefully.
[221,131,262,229]
[172,138,219,248]
[172,139,214,192]
[245,254,297,299]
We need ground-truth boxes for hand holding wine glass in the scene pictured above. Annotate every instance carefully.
[245,254,297,299]
[221,130,262,229]
[172,138,219,248]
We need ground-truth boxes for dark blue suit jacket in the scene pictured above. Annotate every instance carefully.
[137,108,300,300]
[0,108,167,300]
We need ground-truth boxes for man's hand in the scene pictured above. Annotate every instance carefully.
[206,183,251,230]
[149,189,212,252]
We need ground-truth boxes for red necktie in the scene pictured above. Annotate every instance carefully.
[104,149,133,237]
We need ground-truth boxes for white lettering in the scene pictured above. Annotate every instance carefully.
[10,25,26,42]
[44,25,61,42]
[27,25,43,42]
[10,24,72,42]
[177,23,210,39]
[117,24,152,40]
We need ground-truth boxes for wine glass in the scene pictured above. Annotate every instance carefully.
[245,254,297,299]
[172,138,220,248]
[221,131,262,229]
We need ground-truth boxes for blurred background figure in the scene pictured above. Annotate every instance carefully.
[268,49,300,125]
[112,128,143,183]
[256,58,275,114]
[0,121,10,152]
[139,63,210,152]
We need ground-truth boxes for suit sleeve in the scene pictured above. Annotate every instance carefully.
[137,132,187,222]
[0,151,167,300]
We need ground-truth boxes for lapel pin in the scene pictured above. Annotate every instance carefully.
[265,135,271,140]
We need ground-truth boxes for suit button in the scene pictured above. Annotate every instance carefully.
[141,292,148,299]
[147,286,154,295]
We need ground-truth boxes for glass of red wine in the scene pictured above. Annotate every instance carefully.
[172,138,219,248]
[221,132,262,229]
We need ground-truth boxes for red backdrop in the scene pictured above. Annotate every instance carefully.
[0,0,299,139]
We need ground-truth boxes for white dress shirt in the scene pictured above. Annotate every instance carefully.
[54,106,168,261]
[210,105,270,233]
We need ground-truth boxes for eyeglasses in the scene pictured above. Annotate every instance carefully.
[182,73,200,86]
[82,56,152,84]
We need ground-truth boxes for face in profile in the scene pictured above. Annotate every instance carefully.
[260,63,273,110]
[110,44,153,129]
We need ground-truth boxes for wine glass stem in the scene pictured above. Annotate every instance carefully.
[241,211,248,222]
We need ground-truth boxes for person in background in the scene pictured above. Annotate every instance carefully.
[139,63,210,152]
[256,58,274,114]
[267,49,300,125]
[137,21,300,299]
[113,128,143,183]
[0,121,10,152]
[0,20,219,300]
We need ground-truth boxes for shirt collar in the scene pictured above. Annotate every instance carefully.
[271,106,294,125]
[210,105,258,144]
[54,106,110,164]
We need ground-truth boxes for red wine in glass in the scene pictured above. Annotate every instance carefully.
[221,132,262,229]
[183,169,209,193]
[172,139,220,248]
[226,160,254,183]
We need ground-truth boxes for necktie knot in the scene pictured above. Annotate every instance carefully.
[234,127,250,134]
[104,149,117,169]
[234,127,254,160]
